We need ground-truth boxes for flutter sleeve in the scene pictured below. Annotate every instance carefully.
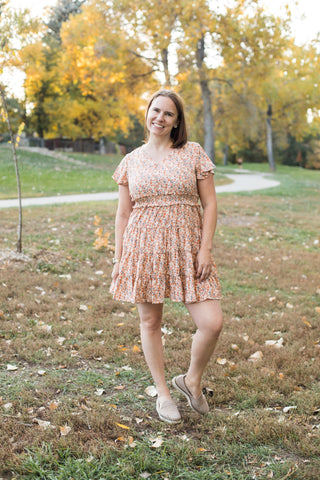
[112,155,129,186]
[195,143,215,179]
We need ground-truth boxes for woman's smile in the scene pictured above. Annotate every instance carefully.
[146,96,178,137]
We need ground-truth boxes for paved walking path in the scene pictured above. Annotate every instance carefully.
[0,172,280,209]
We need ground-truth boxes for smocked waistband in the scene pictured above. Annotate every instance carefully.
[133,194,199,208]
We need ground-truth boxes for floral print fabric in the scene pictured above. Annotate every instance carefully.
[110,141,221,304]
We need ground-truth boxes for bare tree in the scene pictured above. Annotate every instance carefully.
[0,86,23,252]
[266,104,276,171]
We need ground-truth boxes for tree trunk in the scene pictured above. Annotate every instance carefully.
[266,104,276,171]
[223,144,229,165]
[161,47,171,87]
[0,86,23,252]
[196,36,215,162]
[99,137,106,155]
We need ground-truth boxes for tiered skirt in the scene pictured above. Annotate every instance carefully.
[110,195,221,304]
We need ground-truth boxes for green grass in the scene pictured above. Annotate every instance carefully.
[1,145,232,199]
[0,145,121,198]
[0,161,320,479]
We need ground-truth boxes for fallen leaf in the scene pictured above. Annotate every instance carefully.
[196,447,207,453]
[7,364,18,371]
[145,385,157,397]
[128,436,137,448]
[150,436,163,448]
[115,436,126,443]
[115,422,130,430]
[265,338,284,348]
[216,358,227,365]
[286,303,293,309]
[95,389,105,396]
[135,417,143,424]
[114,385,125,390]
[132,345,141,353]
[283,406,297,413]
[49,402,59,410]
[38,322,52,332]
[231,344,239,351]
[248,351,263,362]
[140,473,151,479]
[161,325,173,335]
[60,424,71,436]
[79,305,88,311]
[315,306,320,314]
[38,370,46,376]
[120,366,132,371]
[94,215,101,226]
[33,418,52,430]
[302,318,312,328]
[3,402,13,410]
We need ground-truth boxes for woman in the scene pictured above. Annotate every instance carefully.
[110,89,223,424]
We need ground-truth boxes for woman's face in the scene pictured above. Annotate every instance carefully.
[146,96,178,139]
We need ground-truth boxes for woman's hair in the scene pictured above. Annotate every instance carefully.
[144,89,188,148]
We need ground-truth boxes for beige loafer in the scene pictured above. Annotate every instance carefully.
[172,374,209,415]
[156,398,181,424]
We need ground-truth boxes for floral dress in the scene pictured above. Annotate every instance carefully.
[110,141,221,304]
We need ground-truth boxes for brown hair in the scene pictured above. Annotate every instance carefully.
[144,89,188,148]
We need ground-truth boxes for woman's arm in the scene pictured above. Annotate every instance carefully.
[196,174,218,282]
[112,185,133,280]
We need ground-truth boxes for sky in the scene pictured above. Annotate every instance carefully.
[3,0,320,98]
[7,0,320,44]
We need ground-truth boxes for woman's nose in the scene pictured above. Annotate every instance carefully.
[156,111,164,121]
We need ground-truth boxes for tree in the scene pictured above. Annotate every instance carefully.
[0,1,36,252]
[22,0,156,141]
[0,88,23,251]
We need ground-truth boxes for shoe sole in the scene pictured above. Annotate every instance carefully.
[157,412,181,424]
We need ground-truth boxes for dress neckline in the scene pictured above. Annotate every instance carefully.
[140,145,174,163]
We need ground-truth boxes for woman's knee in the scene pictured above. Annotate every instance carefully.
[138,304,163,332]
[201,310,223,338]
[188,300,223,337]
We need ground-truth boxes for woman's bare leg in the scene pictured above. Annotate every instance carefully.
[184,299,223,398]
[137,303,172,401]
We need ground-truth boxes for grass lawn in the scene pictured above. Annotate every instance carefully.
[0,158,319,479]
[0,146,121,199]
[0,145,233,199]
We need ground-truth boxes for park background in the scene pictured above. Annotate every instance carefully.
[1,0,320,479]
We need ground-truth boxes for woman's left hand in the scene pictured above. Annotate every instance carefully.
[195,248,212,282]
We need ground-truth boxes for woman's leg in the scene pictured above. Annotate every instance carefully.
[137,303,172,401]
[184,299,223,398]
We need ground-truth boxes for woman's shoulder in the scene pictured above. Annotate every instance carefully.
[122,145,144,161]
[178,141,203,156]
[180,141,202,151]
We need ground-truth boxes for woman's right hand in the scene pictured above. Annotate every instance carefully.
[111,263,120,281]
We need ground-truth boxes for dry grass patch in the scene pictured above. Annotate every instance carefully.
[0,186,319,478]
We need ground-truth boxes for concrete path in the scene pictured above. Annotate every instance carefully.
[0,172,280,209]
